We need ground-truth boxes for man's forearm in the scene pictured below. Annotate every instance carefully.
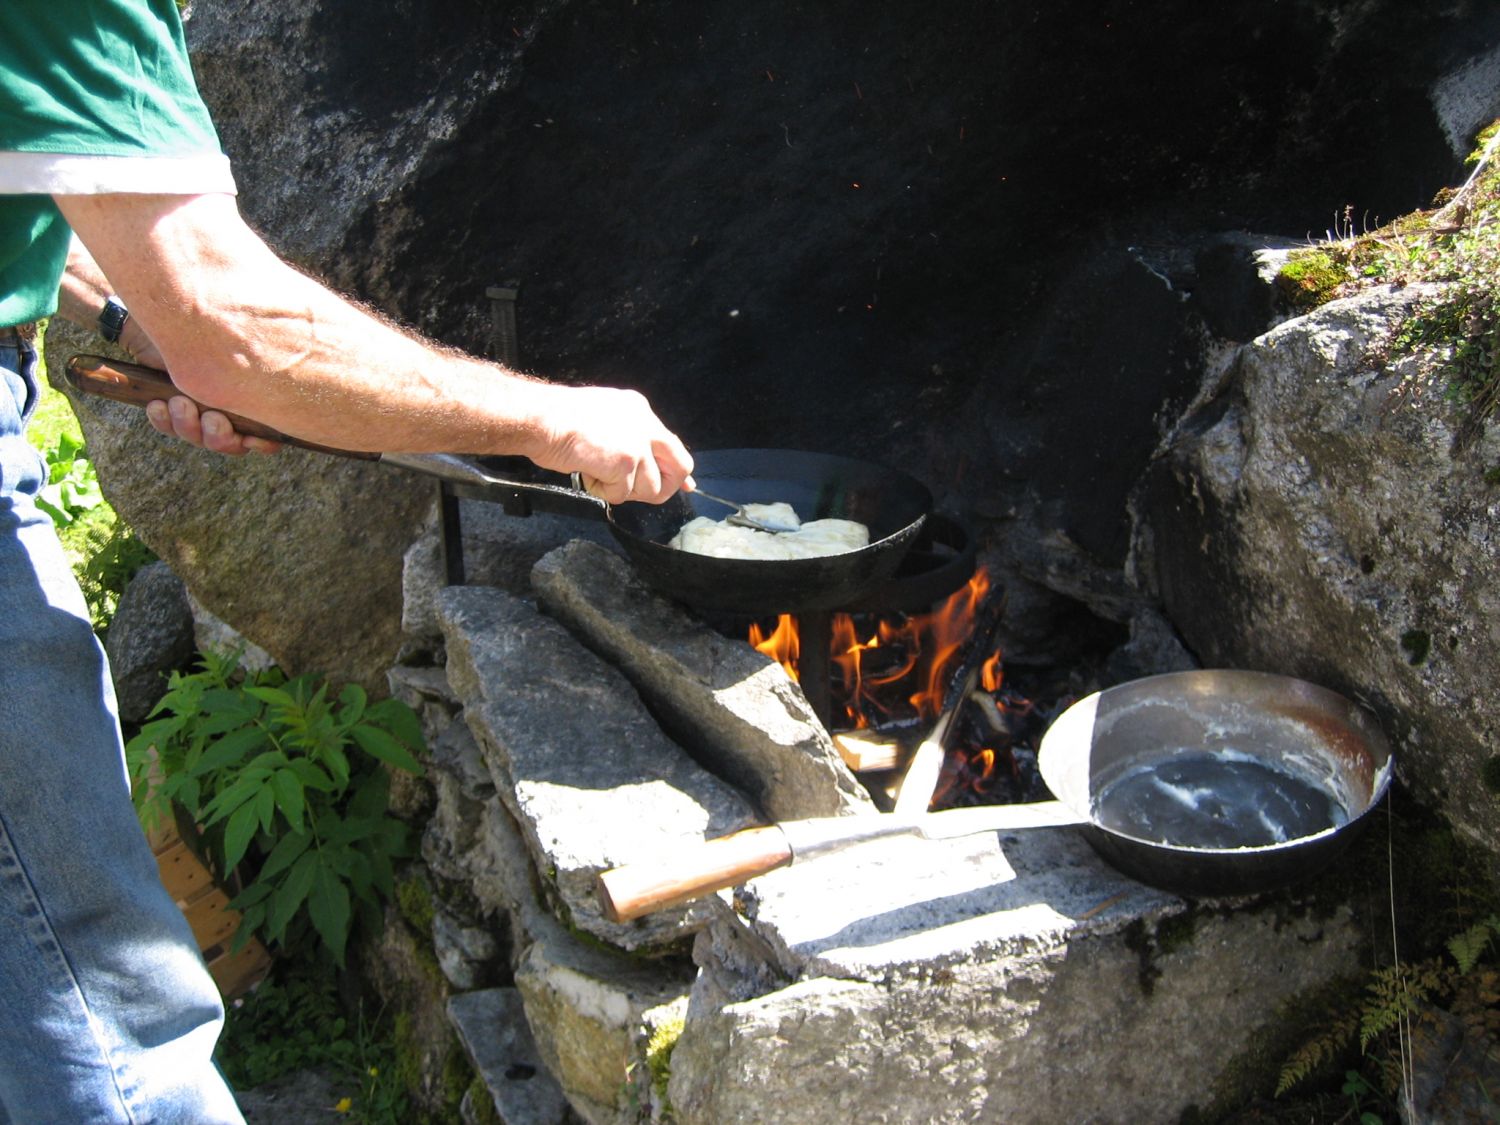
[58,235,159,362]
[54,191,693,502]
[59,193,557,453]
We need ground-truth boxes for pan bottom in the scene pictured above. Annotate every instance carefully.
[1092,751,1347,850]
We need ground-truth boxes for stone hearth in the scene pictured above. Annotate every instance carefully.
[391,516,1374,1124]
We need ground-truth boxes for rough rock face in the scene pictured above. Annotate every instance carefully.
[110,0,1497,689]
[671,892,1361,1125]
[531,540,873,822]
[104,559,195,723]
[432,583,760,950]
[45,321,432,694]
[1137,282,1500,854]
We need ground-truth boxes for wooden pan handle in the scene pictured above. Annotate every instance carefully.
[595,825,793,923]
[63,354,378,460]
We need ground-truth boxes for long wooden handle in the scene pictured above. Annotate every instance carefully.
[64,354,378,459]
[595,825,793,923]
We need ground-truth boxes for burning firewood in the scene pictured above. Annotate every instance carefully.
[832,726,919,773]
[969,690,1011,738]
[893,590,1008,814]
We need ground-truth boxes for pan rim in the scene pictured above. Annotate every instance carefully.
[616,446,934,554]
[1038,668,1395,857]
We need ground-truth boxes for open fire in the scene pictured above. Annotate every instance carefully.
[749,570,1050,808]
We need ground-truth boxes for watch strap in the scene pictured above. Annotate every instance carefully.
[99,296,129,344]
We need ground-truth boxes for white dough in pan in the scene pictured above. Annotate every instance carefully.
[670,502,869,560]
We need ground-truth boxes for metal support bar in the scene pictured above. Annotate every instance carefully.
[442,280,522,588]
[440,485,465,586]
[487,283,521,367]
[796,610,834,731]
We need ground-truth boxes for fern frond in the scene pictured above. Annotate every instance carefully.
[1360,960,1449,1050]
[1360,968,1412,1050]
[1448,914,1500,973]
[1277,1007,1361,1096]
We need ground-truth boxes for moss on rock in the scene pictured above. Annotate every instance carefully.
[1276,250,1349,309]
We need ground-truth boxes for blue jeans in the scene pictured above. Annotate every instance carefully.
[0,334,242,1123]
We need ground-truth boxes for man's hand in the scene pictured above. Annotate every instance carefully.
[524,383,695,505]
[143,397,283,456]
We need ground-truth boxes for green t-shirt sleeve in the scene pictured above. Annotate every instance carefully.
[0,0,223,159]
[0,1,231,325]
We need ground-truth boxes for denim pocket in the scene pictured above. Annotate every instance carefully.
[0,344,44,500]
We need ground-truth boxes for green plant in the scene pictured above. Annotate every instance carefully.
[70,514,155,636]
[1277,880,1500,1103]
[217,959,410,1123]
[25,376,154,635]
[126,648,425,965]
[34,429,104,527]
[645,1013,685,1104]
[1275,249,1348,309]
[1341,1070,1387,1125]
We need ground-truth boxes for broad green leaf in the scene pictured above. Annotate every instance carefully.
[318,817,361,850]
[350,724,423,775]
[347,770,389,821]
[337,683,367,726]
[314,807,344,839]
[349,875,379,911]
[308,863,352,965]
[244,684,298,709]
[254,784,277,835]
[228,880,275,910]
[189,726,269,776]
[202,776,261,825]
[287,758,336,793]
[231,907,264,953]
[223,799,261,872]
[257,828,311,882]
[316,840,356,876]
[243,750,292,774]
[269,769,306,832]
[366,699,425,755]
[201,686,256,712]
[321,744,350,790]
[267,851,319,941]
[177,775,201,814]
[128,715,185,749]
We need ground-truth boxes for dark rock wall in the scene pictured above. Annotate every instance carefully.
[175,0,1500,673]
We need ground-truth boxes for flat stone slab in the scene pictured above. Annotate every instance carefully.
[671,825,1367,1124]
[532,539,872,820]
[735,824,1171,978]
[435,585,758,949]
[448,988,570,1125]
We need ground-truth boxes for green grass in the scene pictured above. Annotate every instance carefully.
[217,959,411,1123]
[25,373,154,636]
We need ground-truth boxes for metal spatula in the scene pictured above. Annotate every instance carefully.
[691,489,800,533]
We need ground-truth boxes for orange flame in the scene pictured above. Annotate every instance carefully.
[750,569,998,730]
[908,569,992,720]
[980,650,1003,694]
[749,615,800,679]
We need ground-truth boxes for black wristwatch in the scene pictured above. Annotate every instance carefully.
[98,296,129,343]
